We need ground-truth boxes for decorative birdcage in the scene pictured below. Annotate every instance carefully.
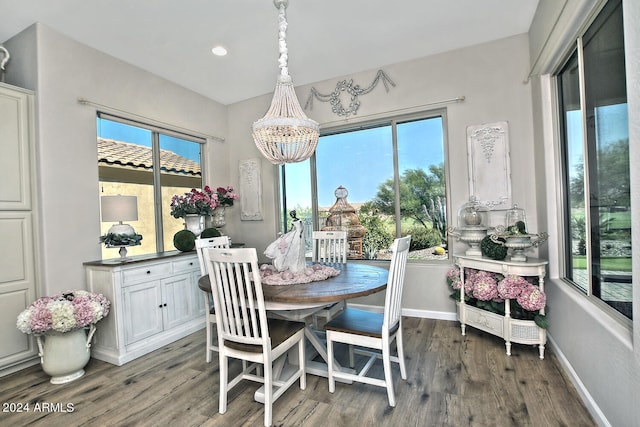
[322,186,365,259]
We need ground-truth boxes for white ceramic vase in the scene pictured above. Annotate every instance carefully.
[208,207,226,228]
[36,325,96,384]
[184,214,205,236]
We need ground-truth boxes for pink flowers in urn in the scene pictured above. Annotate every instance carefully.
[170,185,239,218]
[214,186,240,207]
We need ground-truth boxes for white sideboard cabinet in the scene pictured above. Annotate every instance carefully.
[84,252,205,366]
[454,255,548,359]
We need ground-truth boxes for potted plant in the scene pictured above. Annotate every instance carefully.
[170,186,239,233]
[16,290,111,384]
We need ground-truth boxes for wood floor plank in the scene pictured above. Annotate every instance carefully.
[0,318,595,426]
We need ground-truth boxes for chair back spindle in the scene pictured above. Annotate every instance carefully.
[312,230,348,263]
[383,235,411,333]
[195,236,231,275]
[194,235,231,362]
[204,248,269,349]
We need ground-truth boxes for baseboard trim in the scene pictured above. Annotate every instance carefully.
[0,357,40,378]
[348,303,457,321]
[546,335,610,427]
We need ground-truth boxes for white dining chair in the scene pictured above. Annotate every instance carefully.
[195,235,231,362]
[311,230,348,327]
[203,247,306,427]
[312,230,348,263]
[324,235,411,407]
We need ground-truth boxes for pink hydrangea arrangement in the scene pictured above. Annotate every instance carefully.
[16,290,110,335]
[446,266,462,290]
[446,267,548,328]
[516,283,546,311]
[468,270,499,301]
[497,275,529,299]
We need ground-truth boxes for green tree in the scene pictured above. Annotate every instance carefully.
[357,206,394,259]
[597,139,630,207]
[570,139,630,208]
[369,165,445,232]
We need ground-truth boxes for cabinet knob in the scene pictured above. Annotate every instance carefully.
[146,270,151,274]
[164,303,167,307]
[158,304,162,308]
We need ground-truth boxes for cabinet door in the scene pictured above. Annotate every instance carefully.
[123,281,164,345]
[0,212,37,367]
[0,85,33,210]
[162,273,195,329]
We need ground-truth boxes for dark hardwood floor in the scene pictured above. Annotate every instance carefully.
[1,317,595,426]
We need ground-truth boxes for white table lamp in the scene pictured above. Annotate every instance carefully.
[101,195,139,260]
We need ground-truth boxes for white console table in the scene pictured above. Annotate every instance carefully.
[84,251,205,366]
[454,255,548,359]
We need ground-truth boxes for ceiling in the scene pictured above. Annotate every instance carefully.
[0,0,540,105]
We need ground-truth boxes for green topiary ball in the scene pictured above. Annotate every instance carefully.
[200,227,221,238]
[480,235,508,260]
[173,230,196,252]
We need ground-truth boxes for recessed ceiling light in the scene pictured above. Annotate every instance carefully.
[211,46,228,56]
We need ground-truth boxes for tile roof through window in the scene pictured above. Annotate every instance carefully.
[98,138,200,176]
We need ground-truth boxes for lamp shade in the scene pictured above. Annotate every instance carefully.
[101,195,138,222]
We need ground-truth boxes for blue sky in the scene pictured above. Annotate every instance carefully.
[97,118,201,161]
[285,117,445,208]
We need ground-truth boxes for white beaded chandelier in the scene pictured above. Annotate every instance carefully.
[252,0,319,165]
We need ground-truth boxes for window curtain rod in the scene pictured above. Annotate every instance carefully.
[319,95,465,128]
[77,97,225,143]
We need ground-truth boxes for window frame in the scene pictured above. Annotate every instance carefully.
[97,112,207,255]
[278,108,451,263]
[554,0,631,321]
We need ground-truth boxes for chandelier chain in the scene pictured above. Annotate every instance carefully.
[278,3,288,77]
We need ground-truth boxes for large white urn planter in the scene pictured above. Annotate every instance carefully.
[184,214,206,237]
[36,325,96,384]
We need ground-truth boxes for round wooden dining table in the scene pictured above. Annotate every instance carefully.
[198,262,389,401]
[198,262,389,311]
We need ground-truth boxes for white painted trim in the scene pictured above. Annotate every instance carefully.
[348,302,458,322]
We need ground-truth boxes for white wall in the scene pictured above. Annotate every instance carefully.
[529,1,640,426]
[3,24,228,296]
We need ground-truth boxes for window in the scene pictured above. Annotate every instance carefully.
[280,112,448,261]
[97,115,205,257]
[557,0,632,319]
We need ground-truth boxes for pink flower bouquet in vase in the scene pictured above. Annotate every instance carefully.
[16,290,111,384]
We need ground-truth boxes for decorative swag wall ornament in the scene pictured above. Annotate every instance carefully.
[304,70,396,117]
